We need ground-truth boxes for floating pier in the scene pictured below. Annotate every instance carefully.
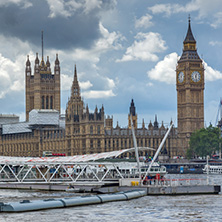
[0,182,220,213]
[0,190,146,212]
[0,177,220,195]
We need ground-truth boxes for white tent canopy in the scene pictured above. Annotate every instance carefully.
[0,147,154,165]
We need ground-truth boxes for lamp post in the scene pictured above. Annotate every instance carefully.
[206,155,209,185]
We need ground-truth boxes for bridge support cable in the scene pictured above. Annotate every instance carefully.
[142,122,174,184]
[130,115,141,183]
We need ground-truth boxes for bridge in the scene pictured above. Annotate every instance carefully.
[0,148,150,185]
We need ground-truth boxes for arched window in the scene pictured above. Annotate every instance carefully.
[97,125,100,135]
[46,96,49,109]
[50,96,53,109]
[42,96,44,109]
[90,126,93,135]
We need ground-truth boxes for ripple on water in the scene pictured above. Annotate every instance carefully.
[0,174,222,222]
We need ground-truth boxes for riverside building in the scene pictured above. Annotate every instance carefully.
[0,19,203,158]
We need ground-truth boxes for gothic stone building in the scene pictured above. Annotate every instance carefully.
[0,19,204,158]
[25,53,60,121]
[176,18,204,154]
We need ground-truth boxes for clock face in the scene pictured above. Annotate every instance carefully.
[191,71,201,82]
[178,72,184,83]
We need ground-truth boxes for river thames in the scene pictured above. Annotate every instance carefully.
[0,174,221,222]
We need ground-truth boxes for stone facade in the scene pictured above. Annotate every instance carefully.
[25,53,60,121]
[0,19,204,158]
[176,18,204,155]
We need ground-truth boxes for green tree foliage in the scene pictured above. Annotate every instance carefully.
[187,125,222,158]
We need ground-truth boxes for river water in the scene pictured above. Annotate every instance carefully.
[0,174,221,222]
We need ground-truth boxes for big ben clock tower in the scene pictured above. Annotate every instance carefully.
[176,17,204,154]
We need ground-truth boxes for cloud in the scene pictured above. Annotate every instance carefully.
[0,0,117,50]
[148,0,222,28]
[135,14,153,29]
[61,74,73,91]
[46,0,75,18]
[0,20,120,102]
[82,89,116,99]
[117,32,167,62]
[62,73,93,91]
[204,61,222,81]
[83,0,103,14]
[0,53,24,98]
[147,52,222,84]
[46,0,106,18]
[148,1,217,17]
[147,52,178,84]
[67,23,123,63]
[210,12,222,28]
[146,82,154,87]
[0,0,32,8]
[80,80,93,90]
[209,41,222,46]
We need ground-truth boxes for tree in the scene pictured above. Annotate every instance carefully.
[187,125,222,159]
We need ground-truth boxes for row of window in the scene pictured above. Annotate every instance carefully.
[104,138,162,148]
[2,133,33,141]
[42,96,53,109]
[41,130,65,139]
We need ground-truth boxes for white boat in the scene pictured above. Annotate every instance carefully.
[134,162,167,177]
[203,164,222,174]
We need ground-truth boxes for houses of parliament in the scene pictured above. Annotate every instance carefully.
[0,19,204,158]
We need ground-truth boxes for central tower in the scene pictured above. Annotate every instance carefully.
[176,18,204,154]
[25,32,60,121]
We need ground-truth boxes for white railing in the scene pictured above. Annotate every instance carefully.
[141,178,212,187]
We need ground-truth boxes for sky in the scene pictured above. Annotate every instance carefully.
[0,0,222,128]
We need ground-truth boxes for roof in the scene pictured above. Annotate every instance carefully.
[0,114,19,125]
[183,19,196,44]
[0,147,154,165]
[29,109,59,125]
[2,109,61,135]
[179,50,201,62]
[2,122,31,134]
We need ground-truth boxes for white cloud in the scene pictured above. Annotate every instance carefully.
[96,23,124,52]
[117,32,167,62]
[46,0,115,18]
[209,41,222,46]
[146,82,153,87]
[148,0,222,28]
[135,14,153,29]
[210,12,222,28]
[61,74,93,91]
[61,74,73,91]
[66,23,123,63]
[82,89,115,99]
[80,80,93,90]
[106,77,115,89]
[204,61,222,81]
[147,52,178,84]
[0,0,32,8]
[148,3,193,17]
[0,53,24,98]
[83,0,102,14]
[147,52,222,84]
[47,0,73,18]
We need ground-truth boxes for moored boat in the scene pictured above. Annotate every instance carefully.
[203,164,222,174]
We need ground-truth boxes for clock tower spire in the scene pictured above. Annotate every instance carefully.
[176,17,204,155]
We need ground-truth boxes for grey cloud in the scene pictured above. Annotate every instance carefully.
[0,0,116,50]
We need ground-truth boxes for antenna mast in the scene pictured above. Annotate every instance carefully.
[41,30,44,61]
